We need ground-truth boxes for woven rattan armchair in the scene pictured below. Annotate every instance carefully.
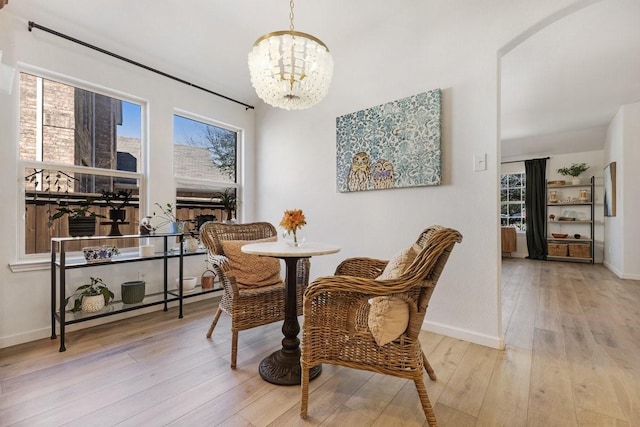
[300,225,462,426]
[200,221,309,369]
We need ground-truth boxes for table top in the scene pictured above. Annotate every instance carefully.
[241,241,341,258]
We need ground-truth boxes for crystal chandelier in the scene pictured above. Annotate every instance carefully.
[248,0,333,110]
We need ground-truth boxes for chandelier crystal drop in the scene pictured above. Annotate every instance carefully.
[248,1,333,110]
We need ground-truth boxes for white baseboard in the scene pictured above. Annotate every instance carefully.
[604,261,640,280]
[422,320,505,350]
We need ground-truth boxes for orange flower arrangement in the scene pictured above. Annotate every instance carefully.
[280,209,307,245]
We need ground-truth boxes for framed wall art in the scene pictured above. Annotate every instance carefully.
[604,161,616,217]
[336,89,441,193]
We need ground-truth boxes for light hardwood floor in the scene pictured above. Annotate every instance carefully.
[1,259,639,426]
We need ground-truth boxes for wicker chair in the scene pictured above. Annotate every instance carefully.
[300,225,462,426]
[199,221,309,369]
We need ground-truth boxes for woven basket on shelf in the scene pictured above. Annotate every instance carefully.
[569,243,590,258]
[548,243,568,257]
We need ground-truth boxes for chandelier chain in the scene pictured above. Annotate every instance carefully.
[289,0,295,31]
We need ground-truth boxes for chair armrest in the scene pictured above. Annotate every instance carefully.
[304,274,421,301]
[334,257,388,278]
[206,253,240,297]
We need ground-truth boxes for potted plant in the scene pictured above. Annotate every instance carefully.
[48,197,106,237]
[101,189,134,222]
[557,163,590,185]
[213,188,239,223]
[65,276,114,313]
[153,202,184,234]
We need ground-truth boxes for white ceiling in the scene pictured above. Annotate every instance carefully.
[501,0,640,158]
[4,0,639,159]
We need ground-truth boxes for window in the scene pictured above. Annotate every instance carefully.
[173,113,240,234]
[19,72,143,255]
[500,172,526,231]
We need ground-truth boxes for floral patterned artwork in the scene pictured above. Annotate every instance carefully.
[336,89,441,192]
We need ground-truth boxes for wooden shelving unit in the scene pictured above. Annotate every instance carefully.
[546,177,595,263]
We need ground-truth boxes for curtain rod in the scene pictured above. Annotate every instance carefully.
[501,156,549,165]
[28,21,255,111]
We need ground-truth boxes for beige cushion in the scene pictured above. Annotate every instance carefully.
[377,244,420,280]
[368,296,410,346]
[221,236,282,288]
[368,244,421,346]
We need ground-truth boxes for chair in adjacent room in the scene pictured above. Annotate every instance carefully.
[200,221,309,369]
[299,225,462,426]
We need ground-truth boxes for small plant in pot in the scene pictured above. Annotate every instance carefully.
[101,189,134,222]
[557,163,590,185]
[65,277,114,313]
[152,202,184,234]
[212,188,239,223]
[48,197,106,237]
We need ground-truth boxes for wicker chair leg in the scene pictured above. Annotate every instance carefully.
[414,377,438,427]
[300,365,310,419]
[230,330,238,369]
[206,307,223,338]
[422,351,437,381]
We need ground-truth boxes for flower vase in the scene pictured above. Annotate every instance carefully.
[283,229,306,247]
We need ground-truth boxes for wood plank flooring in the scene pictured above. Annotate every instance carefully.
[1,259,639,426]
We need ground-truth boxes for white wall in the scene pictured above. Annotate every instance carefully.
[604,101,640,279]
[0,11,256,347]
[253,0,586,349]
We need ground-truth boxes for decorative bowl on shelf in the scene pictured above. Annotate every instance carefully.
[551,233,568,238]
[82,246,117,263]
[547,180,566,186]
[176,277,197,293]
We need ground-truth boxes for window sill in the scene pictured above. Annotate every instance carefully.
[9,253,87,273]
[9,259,51,273]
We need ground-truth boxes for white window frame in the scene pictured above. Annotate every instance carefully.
[173,109,243,221]
[13,65,147,270]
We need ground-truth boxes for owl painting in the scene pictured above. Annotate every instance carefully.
[373,159,395,189]
[347,151,371,192]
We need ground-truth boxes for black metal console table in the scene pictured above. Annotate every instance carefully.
[50,233,217,351]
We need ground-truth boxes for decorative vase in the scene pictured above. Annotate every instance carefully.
[169,221,185,234]
[183,237,199,253]
[571,177,581,185]
[121,280,145,304]
[282,229,306,247]
[81,294,105,313]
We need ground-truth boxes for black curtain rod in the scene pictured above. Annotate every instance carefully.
[28,21,255,110]
[501,156,549,165]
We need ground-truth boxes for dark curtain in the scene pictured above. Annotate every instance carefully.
[525,158,547,260]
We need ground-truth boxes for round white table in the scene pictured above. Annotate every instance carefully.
[242,241,340,385]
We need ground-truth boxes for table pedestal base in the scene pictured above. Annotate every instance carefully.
[259,349,322,385]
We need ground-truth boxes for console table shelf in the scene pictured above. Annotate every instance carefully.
[50,233,217,351]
